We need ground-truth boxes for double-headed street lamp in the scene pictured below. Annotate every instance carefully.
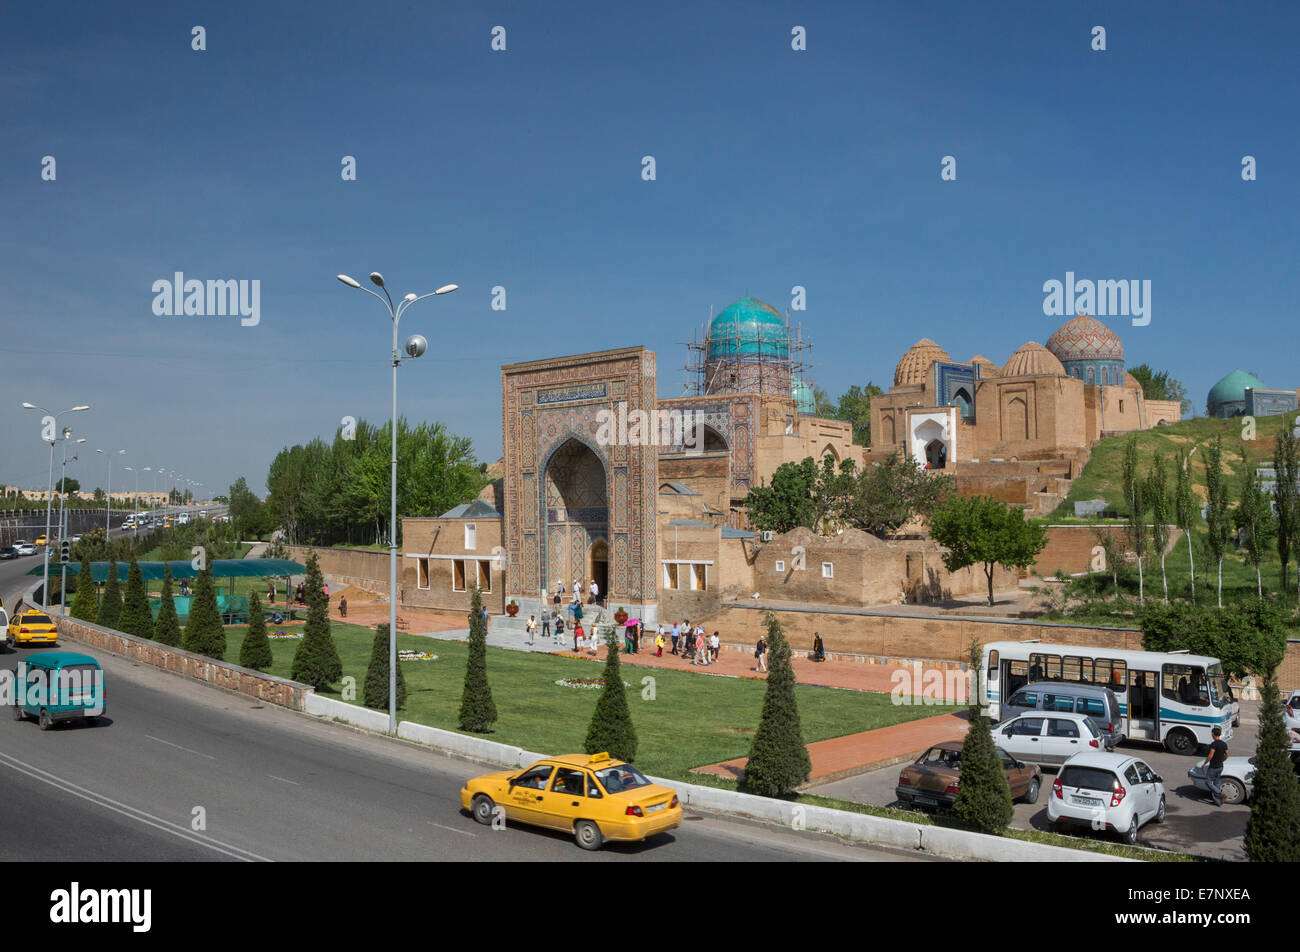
[97,448,125,535]
[60,437,87,614]
[22,402,90,609]
[338,270,457,734]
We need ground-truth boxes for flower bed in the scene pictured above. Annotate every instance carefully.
[397,649,438,661]
[554,677,632,689]
[268,631,302,640]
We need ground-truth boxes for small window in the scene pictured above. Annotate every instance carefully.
[465,523,477,550]
[477,560,491,592]
[1077,698,1106,717]
[692,563,707,591]
[1123,765,1142,786]
[552,767,587,796]
[1011,690,1038,708]
[664,563,679,590]
[1119,399,1125,412]
[452,559,466,592]
[513,764,554,789]
[418,558,430,590]
[986,649,999,685]
[821,562,834,579]
[1012,717,1044,736]
[775,560,785,573]
[1047,719,1079,738]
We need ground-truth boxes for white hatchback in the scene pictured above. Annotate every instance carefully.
[1048,751,1166,844]
[991,712,1107,766]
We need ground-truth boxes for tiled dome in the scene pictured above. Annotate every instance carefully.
[1046,315,1124,363]
[1003,341,1065,377]
[894,338,950,387]
[970,354,1001,378]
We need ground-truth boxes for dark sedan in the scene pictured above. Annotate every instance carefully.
[896,740,1042,810]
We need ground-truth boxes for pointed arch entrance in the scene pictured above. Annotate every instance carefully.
[542,438,609,596]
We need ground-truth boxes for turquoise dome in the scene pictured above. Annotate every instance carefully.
[706,297,789,363]
[1208,369,1265,409]
[792,377,816,414]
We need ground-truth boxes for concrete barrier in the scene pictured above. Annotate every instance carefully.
[305,693,391,731]
[56,614,313,710]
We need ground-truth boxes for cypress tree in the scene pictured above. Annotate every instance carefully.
[70,553,99,622]
[742,612,811,797]
[952,639,1013,835]
[1175,449,1198,601]
[1204,436,1232,608]
[182,564,226,660]
[1274,423,1299,602]
[154,565,182,647]
[119,558,154,639]
[1147,452,1171,603]
[458,584,498,733]
[96,560,123,630]
[584,627,637,762]
[239,590,274,671]
[1244,675,1300,861]
[363,623,407,711]
[291,552,343,688]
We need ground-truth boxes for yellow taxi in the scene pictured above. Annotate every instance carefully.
[7,608,59,647]
[34,534,48,546]
[461,752,681,850]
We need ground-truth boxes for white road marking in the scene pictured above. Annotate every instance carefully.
[427,820,477,837]
[144,734,216,759]
[268,775,299,785]
[0,750,271,861]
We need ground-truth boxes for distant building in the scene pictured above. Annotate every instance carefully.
[1206,369,1299,418]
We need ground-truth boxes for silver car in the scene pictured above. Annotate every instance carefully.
[992,711,1108,766]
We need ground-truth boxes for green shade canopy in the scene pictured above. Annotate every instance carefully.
[30,558,305,582]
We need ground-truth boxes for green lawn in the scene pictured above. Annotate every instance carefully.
[202,620,957,781]
[1050,413,1294,520]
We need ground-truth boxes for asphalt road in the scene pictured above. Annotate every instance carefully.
[0,556,935,862]
[814,716,1256,861]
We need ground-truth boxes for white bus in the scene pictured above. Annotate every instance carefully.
[980,640,1237,756]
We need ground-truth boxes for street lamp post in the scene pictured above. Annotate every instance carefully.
[59,438,86,614]
[338,270,457,733]
[125,466,147,538]
[22,402,90,610]
[97,448,125,537]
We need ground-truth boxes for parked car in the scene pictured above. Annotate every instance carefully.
[998,681,1126,747]
[896,740,1042,810]
[1285,691,1300,734]
[10,652,105,729]
[1188,743,1300,804]
[993,711,1108,765]
[461,752,681,850]
[14,542,36,556]
[0,546,16,560]
[1048,751,1166,844]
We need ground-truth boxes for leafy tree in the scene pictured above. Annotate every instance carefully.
[952,640,1013,835]
[929,496,1047,606]
[154,565,182,647]
[1147,452,1172,603]
[846,451,953,538]
[119,558,154,639]
[96,559,123,630]
[583,627,637,762]
[92,487,106,505]
[239,590,274,671]
[743,458,818,534]
[1127,364,1190,416]
[227,476,265,539]
[1121,435,1147,604]
[70,553,98,622]
[458,584,498,732]
[1175,448,1198,601]
[1141,601,1286,682]
[55,477,80,494]
[810,456,858,531]
[1244,675,1300,861]
[1235,456,1278,600]
[1274,423,1299,602]
[831,383,884,445]
[182,564,226,660]
[363,623,407,711]
[742,613,811,797]
[290,552,343,688]
[1204,436,1232,608]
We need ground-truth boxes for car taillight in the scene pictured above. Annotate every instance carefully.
[19,628,27,634]
[1111,785,1126,807]
[1052,777,1063,799]
[670,795,678,808]
[899,774,912,786]
[625,805,643,817]
[945,782,959,794]
[1089,739,1099,748]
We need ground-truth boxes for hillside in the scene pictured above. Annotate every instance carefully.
[1049,413,1295,519]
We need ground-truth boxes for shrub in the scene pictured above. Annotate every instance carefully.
[742,613,811,797]
[363,623,407,711]
[583,628,637,762]
[239,590,273,671]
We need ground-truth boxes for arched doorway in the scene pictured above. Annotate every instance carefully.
[588,539,608,604]
[925,439,947,469]
[543,439,609,597]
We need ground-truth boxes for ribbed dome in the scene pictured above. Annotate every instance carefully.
[706,297,789,363]
[1208,369,1265,407]
[1046,315,1124,363]
[1003,341,1065,377]
[970,354,1001,378]
[894,338,950,387]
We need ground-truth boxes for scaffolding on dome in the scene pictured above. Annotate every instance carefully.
[681,304,816,403]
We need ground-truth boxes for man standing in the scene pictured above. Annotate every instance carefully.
[589,578,599,605]
[526,614,537,645]
[541,608,552,640]
[1199,726,1229,806]
[670,621,680,655]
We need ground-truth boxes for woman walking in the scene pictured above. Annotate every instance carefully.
[754,634,768,672]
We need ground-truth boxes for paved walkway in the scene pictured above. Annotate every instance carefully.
[692,711,970,787]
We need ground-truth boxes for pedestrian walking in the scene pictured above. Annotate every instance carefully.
[556,616,566,643]
[754,635,768,672]
[268,579,276,602]
[526,614,537,645]
[339,595,348,618]
[574,622,584,653]
[670,622,680,655]
[567,597,576,622]
[1199,726,1229,806]
[812,631,826,662]
[710,630,720,662]
[655,631,664,657]
[541,609,552,640]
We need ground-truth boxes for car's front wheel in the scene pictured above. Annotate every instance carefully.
[574,819,603,851]
[1220,778,1246,805]
[1021,777,1041,805]
[1154,796,1167,823]
[470,794,496,826]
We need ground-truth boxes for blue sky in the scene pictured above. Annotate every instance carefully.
[2,0,1297,496]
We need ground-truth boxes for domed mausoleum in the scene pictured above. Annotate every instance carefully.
[703,296,791,397]
[1046,315,1125,386]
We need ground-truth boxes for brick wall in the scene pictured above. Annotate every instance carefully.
[1033,525,1183,577]
[57,615,312,709]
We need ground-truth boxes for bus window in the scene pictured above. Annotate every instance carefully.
[1062,656,1084,682]
[1030,654,1064,681]
[1095,659,1126,690]
[1162,664,1209,706]
[1007,660,1029,696]
[986,649,999,687]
